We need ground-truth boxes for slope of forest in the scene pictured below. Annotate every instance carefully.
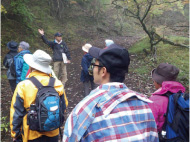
[1,0,189,141]
[1,0,142,54]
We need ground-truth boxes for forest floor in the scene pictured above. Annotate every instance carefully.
[1,36,156,141]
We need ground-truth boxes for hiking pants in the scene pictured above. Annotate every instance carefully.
[83,80,97,97]
[53,61,68,85]
[9,79,16,93]
[28,135,58,142]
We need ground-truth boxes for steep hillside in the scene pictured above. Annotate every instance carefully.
[1,0,142,57]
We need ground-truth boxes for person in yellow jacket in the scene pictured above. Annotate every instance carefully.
[10,50,68,142]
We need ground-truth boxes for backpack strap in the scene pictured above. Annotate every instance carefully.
[161,92,176,131]
[163,92,181,132]
[28,77,43,89]
[169,93,181,132]
[48,77,55,87]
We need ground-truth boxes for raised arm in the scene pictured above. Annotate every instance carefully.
[38,29,54,48]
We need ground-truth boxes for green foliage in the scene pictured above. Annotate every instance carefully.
[129,36,189,89]
[134,66,148,75]
[1,74,7,79]
[129,37,150,53]
[1,5,7,14]
[1,117,9,133]
[10,0,34,23]
[150,0,185,16]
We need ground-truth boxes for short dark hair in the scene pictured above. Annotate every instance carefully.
[98,60,125,82]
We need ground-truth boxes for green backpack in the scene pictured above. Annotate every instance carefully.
[88,58,96,76]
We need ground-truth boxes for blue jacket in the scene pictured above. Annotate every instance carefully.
[80,53,93,82]
[14,50,31,84]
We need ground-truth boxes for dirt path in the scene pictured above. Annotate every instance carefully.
[1,36,155,141]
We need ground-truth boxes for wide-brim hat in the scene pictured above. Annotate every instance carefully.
[23,50,52,74]
[151,63,179,84]
[7,41,18,51]
[82,43,92,52]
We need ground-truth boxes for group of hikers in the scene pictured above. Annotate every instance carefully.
[3,30,189,142]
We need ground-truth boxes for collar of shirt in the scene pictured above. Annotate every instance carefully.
[96,82,152,117]
[63,82,152,141]
[54,39,62,44]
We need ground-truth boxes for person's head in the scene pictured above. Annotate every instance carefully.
[82,43,92,54]
[18,41,30,52]
[54,32,62,42]
[105,39,114,47]
[7,41,18,52]
[23,50,52,74]
[151,63,179,89]
[89,44,130,85]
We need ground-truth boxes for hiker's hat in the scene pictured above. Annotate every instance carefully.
[89,44,130,74]
[151,63,179,84]
[19,41,30,50]
[23,50,52,74]
[54,32,62,37]
[105,39,114,47]
[7,41,18,51]
[82,43,92,53]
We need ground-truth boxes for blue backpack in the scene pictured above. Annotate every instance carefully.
[27,77,65,132]
[160,92,189,142]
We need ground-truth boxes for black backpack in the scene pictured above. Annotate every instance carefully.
[27,77,66,132]
[159,92,189,142]
[10,58,16,77]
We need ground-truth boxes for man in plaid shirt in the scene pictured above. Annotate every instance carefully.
[63,44,159,142]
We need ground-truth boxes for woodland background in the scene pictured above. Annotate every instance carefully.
[1,0,189,141]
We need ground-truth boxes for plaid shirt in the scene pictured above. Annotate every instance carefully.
[63,83,159,142]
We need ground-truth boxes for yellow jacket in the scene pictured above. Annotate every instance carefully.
[10,71,68,141]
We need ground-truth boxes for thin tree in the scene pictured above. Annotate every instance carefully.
[112,0,189,57]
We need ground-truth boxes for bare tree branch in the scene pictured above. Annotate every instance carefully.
[161,38,189,48]
[153,38,162,45]
[156,0,180,5]
[142,0,153,22]
[133,0,140,17]
[123,9,138,18]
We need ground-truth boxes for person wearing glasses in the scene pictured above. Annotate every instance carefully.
[63,44,159,142]
[38,29,71,86]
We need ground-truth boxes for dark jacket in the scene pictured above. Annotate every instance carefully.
[41,35,71,61]
[80,53,93,82]
[14,50,31,84]
[3,51,18,80]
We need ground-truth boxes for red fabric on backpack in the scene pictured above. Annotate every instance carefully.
[26,69,30,77]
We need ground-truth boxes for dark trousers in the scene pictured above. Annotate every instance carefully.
[28,135,58,142]
[83,80,97,97]
[9,79,16,93]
